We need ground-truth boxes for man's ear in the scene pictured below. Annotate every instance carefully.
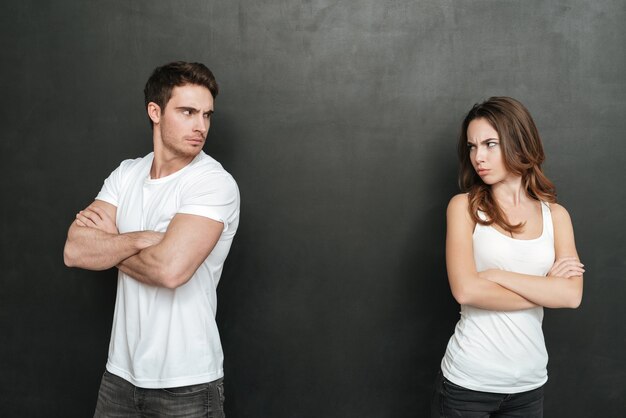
[147,102,161,125]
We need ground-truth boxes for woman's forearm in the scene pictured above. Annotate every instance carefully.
[480,269,583,309]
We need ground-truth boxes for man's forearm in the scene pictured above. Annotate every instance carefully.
[64,222,160,271]
[116,214,224,289]
[117,250,170,288]
[117,244,193,289]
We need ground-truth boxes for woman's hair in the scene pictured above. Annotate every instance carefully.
[457,96,557,233]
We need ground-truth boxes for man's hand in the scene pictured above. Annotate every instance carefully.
[76,204,164,249]
[76,205,118,235]
[64,199,164,270]
[135,231,166,250]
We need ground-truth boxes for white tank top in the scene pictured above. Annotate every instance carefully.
[441,201,555,393]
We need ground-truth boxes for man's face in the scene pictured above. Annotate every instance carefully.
[155,84,214,160]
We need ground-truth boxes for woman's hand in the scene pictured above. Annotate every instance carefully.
[548,257,585,279]
[480,259,584,283]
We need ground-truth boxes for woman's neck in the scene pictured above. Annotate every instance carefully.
[491,175,529,207]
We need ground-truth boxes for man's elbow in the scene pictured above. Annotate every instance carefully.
[63,243,110,271]
[63,226,84,267]
[159,266,194,290]
[63,244,78,267]
[162,277,184,290]
[161,276,192,290]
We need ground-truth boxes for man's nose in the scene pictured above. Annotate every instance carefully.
[194,115,208,133]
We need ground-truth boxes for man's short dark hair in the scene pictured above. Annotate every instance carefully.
[144,61,219,116]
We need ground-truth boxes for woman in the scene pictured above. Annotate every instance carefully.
[431,97,584,417]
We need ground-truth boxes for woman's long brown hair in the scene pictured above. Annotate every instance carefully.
[458,97,557,233]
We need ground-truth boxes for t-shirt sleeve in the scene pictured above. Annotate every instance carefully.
[95,160,130,207]
[178,170,240,233]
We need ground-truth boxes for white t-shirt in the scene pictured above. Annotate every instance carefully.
[441,202,554,394]
[95,151,239,388]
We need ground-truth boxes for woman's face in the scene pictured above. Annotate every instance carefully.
[466,118,509,185]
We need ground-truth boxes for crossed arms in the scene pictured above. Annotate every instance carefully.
[445,194,584,311]
[63,200,224,289]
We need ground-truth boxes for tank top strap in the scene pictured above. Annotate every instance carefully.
[476,209,489,222]
[541,201,554,239]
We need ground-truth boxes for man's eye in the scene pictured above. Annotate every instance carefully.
[182,110,191,115]
[203,113,211,119]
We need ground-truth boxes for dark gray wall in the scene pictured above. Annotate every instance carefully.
[1,1,624,416]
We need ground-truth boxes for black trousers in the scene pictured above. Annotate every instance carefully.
[431,370,544,418]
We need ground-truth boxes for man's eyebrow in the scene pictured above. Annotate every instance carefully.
[175,106,214,115]
[176,106,200,112]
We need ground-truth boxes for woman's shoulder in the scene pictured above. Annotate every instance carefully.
[447,193,474,220]
[547,202,573,225]
[448,193,470,210]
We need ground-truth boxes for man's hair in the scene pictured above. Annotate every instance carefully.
[144,61,219,124]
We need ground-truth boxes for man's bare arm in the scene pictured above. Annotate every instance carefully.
[117,213,224,289]
[63,200,163,270]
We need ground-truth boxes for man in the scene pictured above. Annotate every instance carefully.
[64,61,239,417]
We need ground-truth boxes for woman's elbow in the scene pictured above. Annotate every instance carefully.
[568,288,583,309]
[562,279,583,309]
[450,285,472,306]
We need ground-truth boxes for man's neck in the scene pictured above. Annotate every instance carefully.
[150,146,198,179]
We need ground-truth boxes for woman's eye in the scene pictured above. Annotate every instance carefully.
[487,142,497,148]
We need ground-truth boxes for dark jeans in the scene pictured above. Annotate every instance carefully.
[431,371,543,418]
[94,370,225,418]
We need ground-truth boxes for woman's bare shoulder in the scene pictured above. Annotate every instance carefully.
[448,193,470,211]
[447,193,474,226]
[548,202,572,223]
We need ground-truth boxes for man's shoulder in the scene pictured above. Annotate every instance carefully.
[177,153,240,209]
[111,152,153,175]
[188,152,237,184]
